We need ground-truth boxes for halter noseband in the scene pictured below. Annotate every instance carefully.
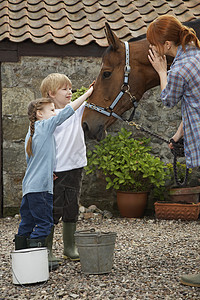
[85,41,138,122]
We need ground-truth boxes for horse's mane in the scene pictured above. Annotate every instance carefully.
[128,34,146,43]
[102,34,147,58]
[183,18,200,27]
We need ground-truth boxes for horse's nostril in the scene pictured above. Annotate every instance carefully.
[96,125,105,141]
[82,122,106,141]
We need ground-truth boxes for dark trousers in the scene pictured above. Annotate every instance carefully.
[18,192,54,239]
[53,168,83,224]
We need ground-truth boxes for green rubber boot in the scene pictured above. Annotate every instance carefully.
[45,226,62,264]
[14,234,28,250]
[27,235,59,271]
[180,272,200,287]
[63,222,79,261]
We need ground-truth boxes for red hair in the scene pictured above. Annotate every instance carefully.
[147,15,200,53]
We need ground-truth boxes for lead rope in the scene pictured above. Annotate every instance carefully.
[128,121,189,187]
[169,138,189,186]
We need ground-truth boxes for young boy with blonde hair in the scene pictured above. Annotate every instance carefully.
[40,73,90,263]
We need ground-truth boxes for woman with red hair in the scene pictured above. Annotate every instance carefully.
[147,15,200,287]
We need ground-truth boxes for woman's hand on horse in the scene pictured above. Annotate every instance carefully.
[148,47,167,75]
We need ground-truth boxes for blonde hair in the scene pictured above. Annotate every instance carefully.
[147,15,200,54]
[40,73,72,98]
[26,98,54,157]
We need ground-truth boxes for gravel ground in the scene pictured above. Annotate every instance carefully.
[1,216,200,300]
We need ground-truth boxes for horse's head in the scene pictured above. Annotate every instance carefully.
[82,23,160,141]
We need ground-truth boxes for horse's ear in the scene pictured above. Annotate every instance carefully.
[105,22,120,50]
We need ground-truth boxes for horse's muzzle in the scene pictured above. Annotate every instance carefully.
[82,122,105,141]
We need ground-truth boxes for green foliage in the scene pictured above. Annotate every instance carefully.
[71,86,87,101]
[85,128,168,192]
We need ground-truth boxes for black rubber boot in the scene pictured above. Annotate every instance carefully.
[14,234,28,250]
[27,236,59,271]
[63,222,80,261]
[27,237,46,248]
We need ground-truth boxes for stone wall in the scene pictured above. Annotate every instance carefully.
[1,55,185,215]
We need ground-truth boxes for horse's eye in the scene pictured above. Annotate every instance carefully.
[103,71,111,79]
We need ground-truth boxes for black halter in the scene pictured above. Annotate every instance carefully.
[85,41,138,122]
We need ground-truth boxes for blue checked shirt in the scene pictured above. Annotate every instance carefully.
[160,45,200,168]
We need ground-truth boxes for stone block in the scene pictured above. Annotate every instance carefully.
[2,87,34,115]
[3,116,29,140]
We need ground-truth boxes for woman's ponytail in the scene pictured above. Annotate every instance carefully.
[180,26,200,51]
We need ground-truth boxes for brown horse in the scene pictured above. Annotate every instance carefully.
[82,19,200,141]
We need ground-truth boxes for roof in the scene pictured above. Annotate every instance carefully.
[0,0,200,47]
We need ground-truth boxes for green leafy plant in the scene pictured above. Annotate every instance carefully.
[85,128,168,192]
[71,86,87,101]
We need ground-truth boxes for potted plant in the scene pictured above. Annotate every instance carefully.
[154,162,200,220]
[85,128,167,218]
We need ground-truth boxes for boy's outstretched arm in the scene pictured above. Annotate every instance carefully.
[70,86,93,111]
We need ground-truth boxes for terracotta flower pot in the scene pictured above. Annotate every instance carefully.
[117,191,148,218]
[169,186,200,204]
[154,202,200,221]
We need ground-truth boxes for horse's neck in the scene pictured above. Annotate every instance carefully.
[144,66,160,94]
[129,39,160,100]
[140,55,173,97]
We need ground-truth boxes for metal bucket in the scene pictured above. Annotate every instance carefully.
[74,229,117,274]
[11,247,49,285]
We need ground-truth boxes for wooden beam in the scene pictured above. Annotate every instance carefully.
[0,39,106,61]
[0,40,106,62]
[0,64,3,217]
[0,40,18,62]
[18,40,106,57]
[0,50,19,62]
[0,40,17,50]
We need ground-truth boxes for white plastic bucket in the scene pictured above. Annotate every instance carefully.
[11,247,49,285]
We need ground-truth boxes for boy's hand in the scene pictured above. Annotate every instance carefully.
[89,81,95,88]
[53,173,58,181]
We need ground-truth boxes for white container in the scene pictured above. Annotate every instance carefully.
[11,247,49,285]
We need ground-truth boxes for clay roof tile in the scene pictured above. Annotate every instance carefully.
[0,0,199,46]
